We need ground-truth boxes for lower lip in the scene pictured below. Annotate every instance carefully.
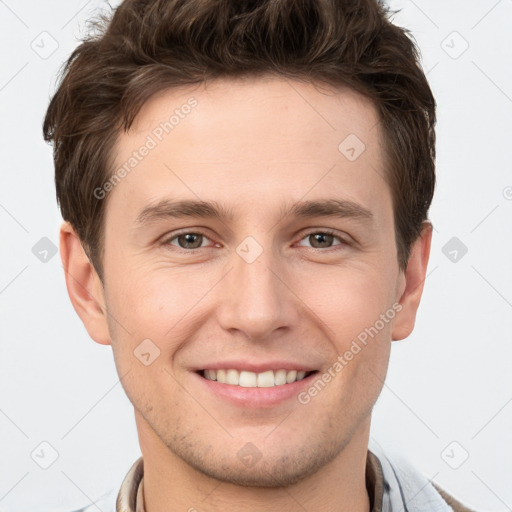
[193,371,319,408]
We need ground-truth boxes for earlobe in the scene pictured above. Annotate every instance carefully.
[59,222,111,345]
[391,222,433,341]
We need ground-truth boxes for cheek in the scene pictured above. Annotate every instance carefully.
[295,263,396,401]
[107,265,202,339]
[104,265,224,391]
[294,262,398,342]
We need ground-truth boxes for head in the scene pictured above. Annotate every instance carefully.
[44,0,435,488]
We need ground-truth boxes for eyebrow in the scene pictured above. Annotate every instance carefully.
[134,198,374,227]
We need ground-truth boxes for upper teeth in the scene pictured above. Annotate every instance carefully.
[203,369,308,387]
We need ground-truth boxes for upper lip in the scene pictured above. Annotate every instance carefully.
[193,360,318,373]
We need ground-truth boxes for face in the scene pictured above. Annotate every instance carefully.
[93,76,410,486]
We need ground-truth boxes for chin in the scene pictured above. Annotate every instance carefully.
[166,434,348,489]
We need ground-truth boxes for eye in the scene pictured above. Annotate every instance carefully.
[164,231,215,250]
[296,230,348,250]
[162,229,349,252]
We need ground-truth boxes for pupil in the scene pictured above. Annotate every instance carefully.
[312,233,332,248]
[180,233,201,248]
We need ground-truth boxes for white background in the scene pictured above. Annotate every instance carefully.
[0,0,511,511]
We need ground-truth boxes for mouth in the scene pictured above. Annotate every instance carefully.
[197,368,319,388]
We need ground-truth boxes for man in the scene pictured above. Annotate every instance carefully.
[43,0,475,510]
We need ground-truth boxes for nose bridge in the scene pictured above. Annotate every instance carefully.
[217,237,297,340]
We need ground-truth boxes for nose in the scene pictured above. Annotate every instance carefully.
[215,244,301,342]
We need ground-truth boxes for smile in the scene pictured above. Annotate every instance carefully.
[200,369,316,387]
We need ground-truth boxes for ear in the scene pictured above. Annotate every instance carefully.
[59,222,111,345]
[392,222,433,341]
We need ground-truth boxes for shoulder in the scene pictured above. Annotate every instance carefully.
[368,442,477,512]
[432,483,477,512]
[67,457,143,512]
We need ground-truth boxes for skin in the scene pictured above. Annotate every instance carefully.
[60,75,432,512]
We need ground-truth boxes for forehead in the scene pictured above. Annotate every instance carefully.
[129,75,382,154]
[107,76,390,227]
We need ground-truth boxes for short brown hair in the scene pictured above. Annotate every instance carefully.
[43,0,436,281]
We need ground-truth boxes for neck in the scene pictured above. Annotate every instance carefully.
[136,414,372,512]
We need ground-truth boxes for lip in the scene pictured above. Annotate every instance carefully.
[192,360,318,373]
[192,369,319,408]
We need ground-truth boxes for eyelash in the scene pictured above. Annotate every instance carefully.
[162,229,350,253]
